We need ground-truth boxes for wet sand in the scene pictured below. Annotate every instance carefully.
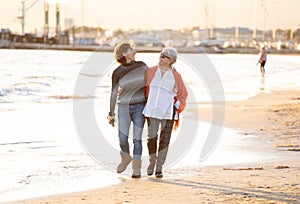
[7,89,300,204]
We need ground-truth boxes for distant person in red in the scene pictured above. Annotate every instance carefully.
[258,46,267,77]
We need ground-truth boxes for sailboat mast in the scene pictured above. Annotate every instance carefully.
[235,0,239,42]
[253,0,257,40]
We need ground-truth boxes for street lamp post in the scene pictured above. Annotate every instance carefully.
[56,2,60,43]
[44,1,49,44]
[21,1,25,35]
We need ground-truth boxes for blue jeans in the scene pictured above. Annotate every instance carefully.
[118,103,145,160]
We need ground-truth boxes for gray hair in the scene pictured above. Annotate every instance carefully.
[162,47,178,61]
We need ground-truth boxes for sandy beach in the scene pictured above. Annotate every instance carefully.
[7,89,300,204]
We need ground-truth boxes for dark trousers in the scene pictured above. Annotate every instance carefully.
[147,117,174,171]
[260,60,266,75]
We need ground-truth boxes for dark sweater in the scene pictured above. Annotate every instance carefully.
[109,61,148,116]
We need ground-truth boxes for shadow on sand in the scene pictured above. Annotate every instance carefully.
[146,178,300,203]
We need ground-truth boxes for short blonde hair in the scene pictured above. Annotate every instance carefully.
[114,42,132,64]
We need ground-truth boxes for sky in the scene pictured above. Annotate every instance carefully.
[0,0,299,34]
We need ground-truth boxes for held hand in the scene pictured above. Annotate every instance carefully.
[107,116,115,127]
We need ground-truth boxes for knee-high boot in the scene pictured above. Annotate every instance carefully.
[147,153,157,176]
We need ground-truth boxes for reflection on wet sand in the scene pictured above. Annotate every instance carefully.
[260,76,265,91]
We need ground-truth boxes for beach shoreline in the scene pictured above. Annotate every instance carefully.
[2,44,300,55]
[6,89,300,204]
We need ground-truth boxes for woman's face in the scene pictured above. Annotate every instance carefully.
[159,52,172,67]
[123,47,136,62]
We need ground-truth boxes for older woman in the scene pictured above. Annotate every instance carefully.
[143,47,188,178]
[108,42,148,178]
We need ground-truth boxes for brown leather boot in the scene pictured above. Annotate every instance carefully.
[147,153,157,176]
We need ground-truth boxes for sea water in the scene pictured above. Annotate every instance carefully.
[0,49,299,202]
